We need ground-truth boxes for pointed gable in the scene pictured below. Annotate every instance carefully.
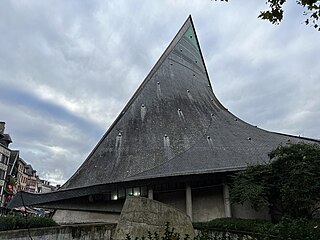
[63,16,319,189]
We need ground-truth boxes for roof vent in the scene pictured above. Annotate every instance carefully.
[118,132,122,136]
[190,35,193,38]
[170,63,173,66]
[234,118,238,121]
[248,137,252,141]
[187,89,190,93]
[180,49,183,52]
[178,108,181,111]
[211,113,214,116]
[193,74,196,77]
[207,136,211,139]
[164,134,168,138]
[195,60,198,63]
[141,104,145,107]
[157,81,160,85]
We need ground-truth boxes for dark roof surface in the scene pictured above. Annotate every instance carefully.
[62,16,319,189]
[8,16,319,209]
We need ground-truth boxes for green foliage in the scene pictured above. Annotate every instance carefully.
[194,218,275,237]
[273,218,320,240]
[124,219,320,240]
[230,143,320,220]
[0,215,57,231]
[214,0,320,30]
[195,218,320,240]
[258,0,320,30]
[125,222,190,240]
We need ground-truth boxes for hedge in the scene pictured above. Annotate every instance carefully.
[0,215,57,231]
[194,218,320,240]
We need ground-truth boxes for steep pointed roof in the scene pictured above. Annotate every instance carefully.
[8,16,320,209]
[61,16,318,189]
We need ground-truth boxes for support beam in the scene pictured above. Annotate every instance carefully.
[223,183,232,217]
[148,188,153,200]
[185,183,192,221]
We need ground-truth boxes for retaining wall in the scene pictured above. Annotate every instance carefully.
[0,223,116,240]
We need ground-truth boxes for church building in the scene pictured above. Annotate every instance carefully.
[9,16,319,224]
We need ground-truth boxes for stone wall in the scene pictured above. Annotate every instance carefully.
[0,223,116,240]
[113,196,195,240]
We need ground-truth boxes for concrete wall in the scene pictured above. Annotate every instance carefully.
[154,189,186,213]
[53,210,120,224]
[51,186,270,225]
[0,223,116,240]
[193,186,225,222]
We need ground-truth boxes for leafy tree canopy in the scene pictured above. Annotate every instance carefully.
[230,142,320,221]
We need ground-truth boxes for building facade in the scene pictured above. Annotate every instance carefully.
[25,165,38,193]
[17,158,28,192]
[0,144,10,207]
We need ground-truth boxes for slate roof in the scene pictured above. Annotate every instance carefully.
[62,16,319,189]
[8,16,319,208]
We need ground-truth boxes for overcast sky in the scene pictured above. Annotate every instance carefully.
[1,1,319,185]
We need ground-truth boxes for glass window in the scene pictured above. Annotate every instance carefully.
[0,169,5,179]
[126,188,133,196]
[111,190,118,200]
[133,187,140,196]
[118,189,125,199]
[141,186,148,197]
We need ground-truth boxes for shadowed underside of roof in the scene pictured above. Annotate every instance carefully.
[60,15,318,190]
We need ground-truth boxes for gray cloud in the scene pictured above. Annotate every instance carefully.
[1,0,319,184]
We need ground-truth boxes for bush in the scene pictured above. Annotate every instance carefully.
[194,218,274,235]
[194,218,320,240]
[273,218,320,240]
[0,215,57,231]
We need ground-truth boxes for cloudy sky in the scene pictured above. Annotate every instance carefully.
[1,1,319,185]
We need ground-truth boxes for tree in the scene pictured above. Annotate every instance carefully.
[216,0,320,31]
[230,142,320,221]
[259,0,320,31]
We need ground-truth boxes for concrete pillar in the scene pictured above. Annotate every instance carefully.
[185,183,192,221]
[223,183,232,217]
[148,188,153,200]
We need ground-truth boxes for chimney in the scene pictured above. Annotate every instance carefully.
[0,121,5,134]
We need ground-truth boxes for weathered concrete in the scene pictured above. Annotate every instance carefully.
[53,209,120,224]
[0,223,116,240]
[186,183,193,220]
[148,188,154,199]
[113,196,195,240]
[154,190,186,213]
[192,186,225,222]
[223,183,231,217]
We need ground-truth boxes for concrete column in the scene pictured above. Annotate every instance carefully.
[185,183,192,221]
[148,188,153,200]
[223,183,232,217]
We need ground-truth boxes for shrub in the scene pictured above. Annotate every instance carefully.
[194,218,320,240]
[0,215,57,231]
